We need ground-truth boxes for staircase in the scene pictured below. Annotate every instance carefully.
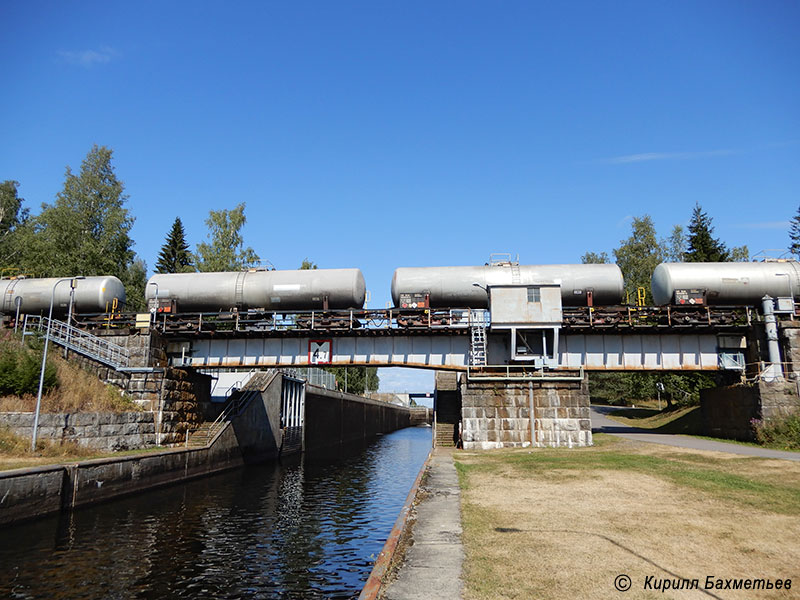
[22,315,133,371]
[184,370,278,448]
[435,392,461,448]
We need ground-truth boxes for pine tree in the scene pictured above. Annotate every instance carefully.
[155,217,194,273]
[685,203,729,262]
[789,205,800,259]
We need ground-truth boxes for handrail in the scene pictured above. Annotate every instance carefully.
[23,314,130,369]
[187,369,280,447]
[467,365,585,381]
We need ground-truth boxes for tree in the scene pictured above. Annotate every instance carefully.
[326,366,380,395]
[195,203,259,272]
[299,258,318,270]
[663,225,687,262]
[790,205,800,259]
[19,145,145,307]
[613,215,664,304]
[581,251,608,264]
[155,217,194,273]
[730,245,750,262]
[686,203,729,262]
[0,180,29,269]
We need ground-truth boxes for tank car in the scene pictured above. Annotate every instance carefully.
[0,276,126,315]
[391,264,624,308]
[651,261,800,306]
[146,268,366,312]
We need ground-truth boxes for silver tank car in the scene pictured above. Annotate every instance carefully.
[391,264,624,308]
[146,268,366,311]
[652,261,800,305]
[0,276,126,315]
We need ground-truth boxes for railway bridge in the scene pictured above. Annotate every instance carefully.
[50,286,797,451]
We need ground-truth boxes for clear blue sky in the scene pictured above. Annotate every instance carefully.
[2,1,799,391]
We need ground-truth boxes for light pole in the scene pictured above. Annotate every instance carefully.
[31,276,84,452]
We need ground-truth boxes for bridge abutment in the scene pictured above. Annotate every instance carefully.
[456,374,591,449]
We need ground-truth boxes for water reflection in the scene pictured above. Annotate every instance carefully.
[0,426,431,599]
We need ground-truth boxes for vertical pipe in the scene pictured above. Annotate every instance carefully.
[762,295,784,381]
[529,381,535,447]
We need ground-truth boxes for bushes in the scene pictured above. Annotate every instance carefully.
[0,336,58,396]
[752,414,800,450]
[588,372,717,407]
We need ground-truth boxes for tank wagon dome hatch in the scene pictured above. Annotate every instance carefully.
[391,263,624,308]
[651,261,800,306]
[0,276,126,314]
[146,268,366,312]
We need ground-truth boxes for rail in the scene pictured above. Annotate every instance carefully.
[71,304,758,338]
[22,314,130,370]
[467,365,585,382]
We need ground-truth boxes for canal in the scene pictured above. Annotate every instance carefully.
[0,426,432,599]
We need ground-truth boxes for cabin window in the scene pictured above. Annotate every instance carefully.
[527,287,541,303]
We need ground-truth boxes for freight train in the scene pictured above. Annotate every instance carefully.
[1,262,797,326]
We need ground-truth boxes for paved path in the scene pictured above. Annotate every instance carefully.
[383,448,463,600]
[591,406,800,462]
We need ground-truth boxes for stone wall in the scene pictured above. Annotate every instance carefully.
[461,375,591,449]
[0,411,156,451]
[157,368,210,446]
[701,380,800,441]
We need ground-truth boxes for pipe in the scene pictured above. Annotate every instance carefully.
[761,295,784,381]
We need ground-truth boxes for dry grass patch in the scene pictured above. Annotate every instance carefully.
[0,352,136,413]
[456,436,800,600]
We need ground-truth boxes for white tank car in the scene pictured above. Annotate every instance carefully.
[391,264,624,308]
[0,276,126,314]
[146,268,367,311]
[651,261,800,305]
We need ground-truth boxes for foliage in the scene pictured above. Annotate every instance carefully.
[155,217,194,273]
[685,203,729,262]
[752,414,800,450]
[325,366,379,395]
[195,203,259,272]
[14,146,146,309]
[580,251,608,264]
[0,336,58,396]
[729,245,750,262]
[790,205,800,259]
[663,224,687,262]
[0,180,29,269]
[613,215,663,304]
[589,372,716,407]
[121,258,148,312]
[299,258,318,270]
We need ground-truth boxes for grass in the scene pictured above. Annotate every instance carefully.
[0,426,166,471]
[455,438,800,599]
[0,353,137,414]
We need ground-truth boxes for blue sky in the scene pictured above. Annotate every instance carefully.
[2,1,799,392]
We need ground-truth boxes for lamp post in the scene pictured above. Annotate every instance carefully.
[31,276,84,452]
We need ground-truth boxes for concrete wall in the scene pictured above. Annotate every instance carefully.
[0,424,244,527]
[0,411,156,451]
[304,386,413,454]
[229,372,283,462]
[461,375,591,449]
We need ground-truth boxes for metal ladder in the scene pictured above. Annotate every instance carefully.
[511,261,521,284]
[470,324,487,366]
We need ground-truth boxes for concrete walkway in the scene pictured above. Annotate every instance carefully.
[383,448,463,600]
[591,406,800,462]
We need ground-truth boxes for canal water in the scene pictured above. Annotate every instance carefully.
[0,426,432,599]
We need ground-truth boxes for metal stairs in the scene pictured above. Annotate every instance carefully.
[22,315,140,371]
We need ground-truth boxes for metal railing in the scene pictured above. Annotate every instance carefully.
[282,367,337,390]
[23,314,130,370]
[188,369,280,447]
[467,365,585,382]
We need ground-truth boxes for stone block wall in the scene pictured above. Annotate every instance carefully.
[700,380,800,441]
[461,375,591,449]
[0,411,156,451]
[157,368,209,445]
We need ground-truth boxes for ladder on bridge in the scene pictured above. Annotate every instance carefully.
[22,314,133,371]
[469,324,487,366]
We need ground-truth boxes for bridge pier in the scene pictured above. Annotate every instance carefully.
[435,372,591,449]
